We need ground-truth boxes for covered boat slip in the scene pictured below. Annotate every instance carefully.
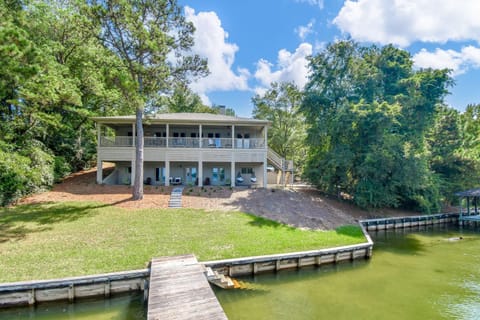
[455,188,480,223]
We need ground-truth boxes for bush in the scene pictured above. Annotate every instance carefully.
[54,156,72,183]
[0,141,54,206]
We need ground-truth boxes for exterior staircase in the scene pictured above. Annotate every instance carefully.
[267,148,294,185]
[168,187,183,208]
[267,148,293,172]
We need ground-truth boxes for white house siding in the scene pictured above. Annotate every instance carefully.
[93,113,270,188]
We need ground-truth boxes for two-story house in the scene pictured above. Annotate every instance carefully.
[92,113,270,188]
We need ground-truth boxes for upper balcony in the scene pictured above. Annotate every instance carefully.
[99,136,266,149]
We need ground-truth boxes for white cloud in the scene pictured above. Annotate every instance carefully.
[413,46,480,76]
[184,7,249,97]
[295,19,315,41]
[254,43,312,90]
[294,0,324,9]
[334,0,480,46]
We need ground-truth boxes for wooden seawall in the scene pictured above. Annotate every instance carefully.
[361,213,458,231]
[147,254,227,320]
[0,269,148,307]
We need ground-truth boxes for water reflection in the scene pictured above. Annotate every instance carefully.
[0,292,146,320]
[216,224,480,320]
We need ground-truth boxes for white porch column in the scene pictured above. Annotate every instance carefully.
[231,161,235,188]
[263,159,268,188]
[96,123,103,184]
[130,159,135,186]
[264,125,268,149]
[231,125,235,149]
[198,160,203,187]
[132,123,136,146]
[199,125,202,148]
[165,160,170,186]
[166,124,169,147]
[96,159,103,184]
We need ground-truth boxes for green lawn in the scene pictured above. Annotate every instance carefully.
[0,202,365,282]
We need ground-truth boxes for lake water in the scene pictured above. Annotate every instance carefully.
[0,292,146,320]
[2,224,479,319]
[214,225,480,320]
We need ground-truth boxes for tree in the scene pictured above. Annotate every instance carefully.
[301,41,452,212]
[156,83,214,114]
[252,82,306,173]
[426,105,480,205]
[460,104,480,160]
[88,0,208,199]
[0,0,130,205]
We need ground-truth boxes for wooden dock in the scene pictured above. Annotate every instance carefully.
[147,254,227,320]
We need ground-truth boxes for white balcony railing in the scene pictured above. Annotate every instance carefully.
[100,136,133,147]
[100,136,265,149]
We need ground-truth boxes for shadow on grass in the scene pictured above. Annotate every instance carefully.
[0,202,111,243]
[246,214,297,231]
[335,225,365,240]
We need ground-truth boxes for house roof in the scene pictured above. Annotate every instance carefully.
[91,113,269,126]
[455,188,480,197]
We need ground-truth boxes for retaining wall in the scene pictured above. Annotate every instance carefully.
[0,269,148,308]
[361,213,458,231]
[0,212,461,308]
[202,223,373,277]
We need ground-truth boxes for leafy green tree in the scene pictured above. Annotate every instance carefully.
[460,104,480,160]
[426,106,480,205]
[0,0,126,204]
[301,41,452,212]
[252,82,306,173]
[157,83,214,113]
[88,0,208,199]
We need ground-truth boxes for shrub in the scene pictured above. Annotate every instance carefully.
[53,156,72,183]
[0,141,54,206]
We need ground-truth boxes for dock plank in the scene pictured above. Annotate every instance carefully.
[147,254,227,320]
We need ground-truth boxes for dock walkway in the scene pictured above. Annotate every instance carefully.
[147,254,227,320]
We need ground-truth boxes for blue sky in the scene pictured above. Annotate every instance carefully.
[179,0,480,117]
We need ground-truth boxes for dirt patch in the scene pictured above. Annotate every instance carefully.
[19,167,430,230]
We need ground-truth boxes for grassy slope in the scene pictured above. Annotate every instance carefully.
[0,202,364,282]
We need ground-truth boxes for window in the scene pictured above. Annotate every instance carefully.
[180,132,186,138]
[127,167,132,173]
[127,132,133,137]
[173,132,179,137]
[186,167,197,183]
[155,132,166,137]
[212,167,225,183]
[208,133,214,138]
[190,132,197,138]
[155,167,166,182]
[215,133,221,138]
[241,168,253,174]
